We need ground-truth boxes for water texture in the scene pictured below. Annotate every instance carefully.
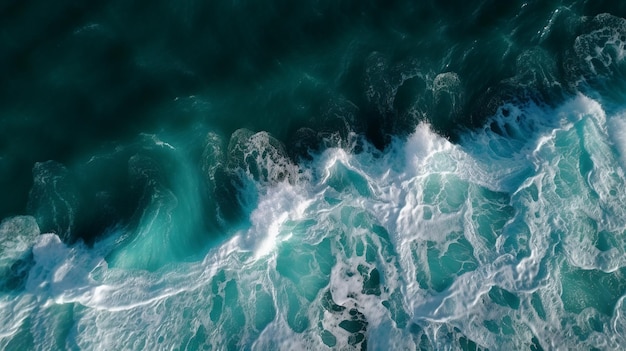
[3,0,626,350]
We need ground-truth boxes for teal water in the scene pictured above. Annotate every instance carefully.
[3,0,626,349]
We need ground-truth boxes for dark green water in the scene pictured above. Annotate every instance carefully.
[3,0,626,349]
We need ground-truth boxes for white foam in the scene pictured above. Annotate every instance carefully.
[4,94,626,349]
[244,183,312,259]
[0,216,40,269]
[574,14,626,77]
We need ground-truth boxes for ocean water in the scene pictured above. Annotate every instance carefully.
[3,0,626,350]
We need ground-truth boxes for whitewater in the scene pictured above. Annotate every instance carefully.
[2,93,626,350]
[4,1,626,350]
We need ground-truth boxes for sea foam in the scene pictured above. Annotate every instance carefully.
[2,95,626,350]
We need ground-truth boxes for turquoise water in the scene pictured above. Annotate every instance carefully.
[3,0,626,349]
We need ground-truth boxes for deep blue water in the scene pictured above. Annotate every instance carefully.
[3,1,626,349]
